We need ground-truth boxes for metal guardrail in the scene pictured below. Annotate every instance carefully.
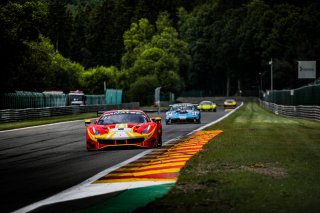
[260,100,320,120]
[0,103,140,123]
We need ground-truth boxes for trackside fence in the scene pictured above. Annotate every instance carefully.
[263,84,320,106]
[0,92,111,109]
[86,95,105,105]
[0,103,139,123]
[260,100,320,120]
[261,82,320,120]
[105,89,122,105]
[0,91,68,109]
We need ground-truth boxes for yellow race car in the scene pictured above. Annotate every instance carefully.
[224,99,237,108]
[197,101,217,112]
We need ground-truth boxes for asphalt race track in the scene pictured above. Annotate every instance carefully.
[0,108,229,212]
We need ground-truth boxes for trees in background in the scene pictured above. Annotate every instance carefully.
[23,36,83,93]
[83,0,131,68]
[179,0,320,96]
[80,66,119,94]
[1,0,319,99]
[47,0,73,56]
[68,0,196,69]
[121,12,190,104]
[268,3,320,88]
[0,0,47,92]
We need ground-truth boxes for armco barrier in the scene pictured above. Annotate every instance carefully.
[0,103,139,123]
[260,100,320,120]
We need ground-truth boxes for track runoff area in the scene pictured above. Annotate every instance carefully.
[14,103,242,213]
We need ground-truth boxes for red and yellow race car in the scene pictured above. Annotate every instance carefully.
[85,110,162,150]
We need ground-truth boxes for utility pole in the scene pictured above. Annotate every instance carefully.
[238,79,241,97]
[226,76,230,97]
[155,87,161,115]
[269,58,273,91]
[259,72,262,98]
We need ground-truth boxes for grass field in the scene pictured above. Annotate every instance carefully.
[0,112,97,131]
[137,102,320,213]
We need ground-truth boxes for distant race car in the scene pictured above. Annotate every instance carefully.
[165,103,201,124]
[85,110,162,150]
[197,100,217,112]
[224,99,237,108]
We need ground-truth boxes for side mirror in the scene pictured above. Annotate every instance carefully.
[151,117,161,122]
[85,119,91,126]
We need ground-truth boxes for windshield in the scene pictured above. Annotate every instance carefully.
[226,99,235,102]
[200,101,212,105]
[97,112,148,125]
[171,104,194,111]
[69,95,84,101]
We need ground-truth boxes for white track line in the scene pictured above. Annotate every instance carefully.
[13,104,243,213]
[13,138,179,213]
[1,119,85,133]
[188,102,243,135]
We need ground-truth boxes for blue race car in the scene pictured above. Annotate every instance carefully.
[165,103,201,125]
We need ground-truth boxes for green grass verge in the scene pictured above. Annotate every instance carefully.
[137,102,320,213]
[0,112,97,131]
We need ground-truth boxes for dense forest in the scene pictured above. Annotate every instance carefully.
[1,0,319,103]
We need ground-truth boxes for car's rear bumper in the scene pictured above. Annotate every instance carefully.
[224,104,236,108]
[166,116,200,124]
[86,137,158,150]
[199,108,216,111]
